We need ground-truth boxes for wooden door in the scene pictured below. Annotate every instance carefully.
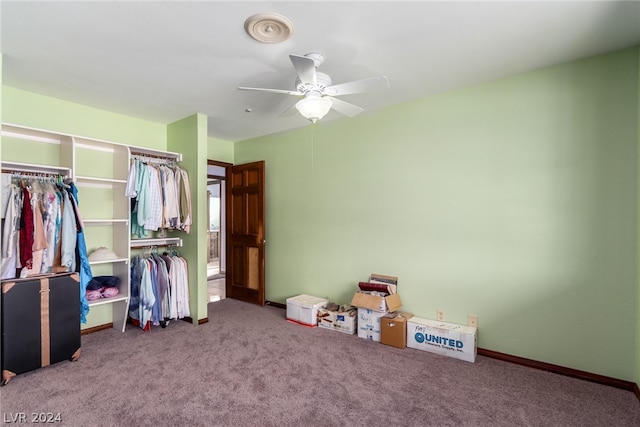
[227,161,265,305]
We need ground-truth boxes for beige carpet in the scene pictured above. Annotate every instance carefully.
[1,298,639,426]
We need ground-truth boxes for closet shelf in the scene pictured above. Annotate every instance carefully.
[1,161,71,176]
[75,176,127,184]
[83,219,129,225]
[88,295,129,307]
[1,124,63,144]
[89,258,129,266]
[130,237,183,248]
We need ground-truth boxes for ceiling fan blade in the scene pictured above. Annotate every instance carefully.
[238,86,302,96]
[329,97,364,118]
[324,76,390,96]
[289,54,317,86]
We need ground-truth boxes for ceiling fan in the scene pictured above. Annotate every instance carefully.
[238,53,390,123]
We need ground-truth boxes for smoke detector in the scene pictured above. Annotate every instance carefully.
[244,13,294,44]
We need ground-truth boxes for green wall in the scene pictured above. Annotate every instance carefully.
[235,47,640,382]
[2,86,166,148]
[167,114,209,323]
[208,136,234,164]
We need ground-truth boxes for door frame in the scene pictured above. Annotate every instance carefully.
[207,160,232,296]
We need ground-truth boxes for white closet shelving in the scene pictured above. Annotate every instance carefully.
[1,123,184,332]
[0,161,71,177]
[70,136,131,331]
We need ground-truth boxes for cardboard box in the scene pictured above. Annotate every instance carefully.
[380,312,413,349]
[317,307,337,330]
[356,308,386,341]
[334,311,357,334]
[317,307,357,334]
[351,285,403,341]
[351,291,402,313]
[286,294,328,327]
[406,316,477,363]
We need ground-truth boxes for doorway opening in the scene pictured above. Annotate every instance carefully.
[207,162,229,303]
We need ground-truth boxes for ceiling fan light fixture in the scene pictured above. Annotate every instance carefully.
[295,97,333,123]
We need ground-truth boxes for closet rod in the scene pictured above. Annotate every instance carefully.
[130,153,179,164]
[2,170,68,180]
[130,237,183,248]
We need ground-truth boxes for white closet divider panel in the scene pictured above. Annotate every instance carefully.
[70,136,132,332]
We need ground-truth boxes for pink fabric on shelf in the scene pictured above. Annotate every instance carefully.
[101,287,119,298]
[86,289,103,301]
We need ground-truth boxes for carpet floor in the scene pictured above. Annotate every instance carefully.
[1,298,639,426]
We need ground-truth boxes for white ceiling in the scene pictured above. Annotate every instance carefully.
[2,1,639,142]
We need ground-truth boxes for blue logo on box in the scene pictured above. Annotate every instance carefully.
[415,332,463,348]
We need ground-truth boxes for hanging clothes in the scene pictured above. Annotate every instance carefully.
[18,183,34,272]
[1,184,22,279]
[145,165,163,232]
[42,183,61,271]
[0,174,92,323]
[130,160,151,238]
[126,157,192,238]
[18,191,47,277]
[161,165,179,230]
[160,253,177,320]
[177,168,192,233]
[129,256,143,323]
[68,182,92,323]
[60,189,77,272]
[173,254,190,319]
[129,247,189,330]
[129,253,157,330]
[152,253,170,325]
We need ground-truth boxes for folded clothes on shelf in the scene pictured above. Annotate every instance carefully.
[85,275,121,300]
[90,275,121,288]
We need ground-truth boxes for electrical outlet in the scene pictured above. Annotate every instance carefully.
[468,314,479,328]
[437,309,445,321]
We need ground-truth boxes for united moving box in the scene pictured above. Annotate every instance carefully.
[406,317,477,363]
[380,312,413,349]
[351,291,402,342]
[286,294,328,327]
